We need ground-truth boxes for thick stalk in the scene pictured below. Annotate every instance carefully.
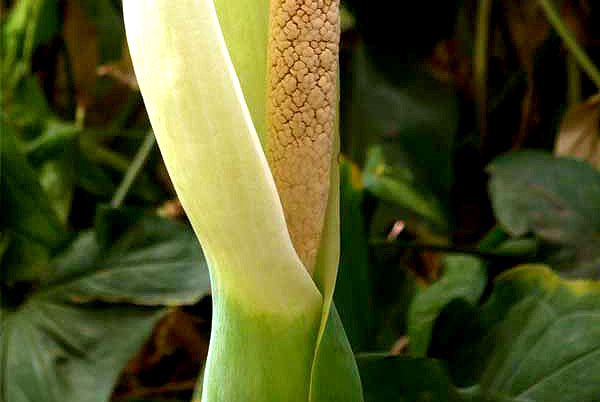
[202,284,321,402]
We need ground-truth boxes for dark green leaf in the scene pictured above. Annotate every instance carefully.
[1,0,60,96]
[46,209,211,306]
[1,120,68,282]
[3,77,52,130]
[2,302,164,402]
[78,0,125,63]
[358,355,463,402]
[310,305,363,402]
[335,159,374,352]
[408,254,486,356]
[364,146,448,231]
[25,120,80,165]
[76,152,117,198]
[434,265,600,401]
[360,266,600,402]
[488,151,600,278]
[346,46,458,233]
[1,210,211,402]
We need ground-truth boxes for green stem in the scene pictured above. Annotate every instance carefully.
[538,0,600,90]
[110,131,156,208]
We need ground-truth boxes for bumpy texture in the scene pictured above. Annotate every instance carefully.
[267,0,340,273]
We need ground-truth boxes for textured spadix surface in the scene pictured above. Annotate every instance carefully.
[123,0,361,401]
[267,0,341,272]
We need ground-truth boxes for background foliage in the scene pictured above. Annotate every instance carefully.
[1,0,600,401]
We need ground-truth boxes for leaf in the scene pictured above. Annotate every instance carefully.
[408,254,487,356]
[1,210,211,402]
[350,46,459,232]
[433,265,600,401]
[78,0,125,63]
[555,95,600,170]
[1,120,68,282]
[25,120,80,165]
[358,354,519,402]
[39,156,76,224]
[335,158,374,352]
[0,0,60,94]
[488,151,600,279]
[364,146,448,232]
[360,266,600,402]
[358,355,463,402]
[309,305,363,402]
[75,151,117,197]
[30,121,82,224]
[2,302,164,402]
[49,208,211,306]
[3,76,52,129]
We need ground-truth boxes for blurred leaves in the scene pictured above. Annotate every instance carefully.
[346,46,459,234]
[364,146,448,232]
[1,0,60,97]
[488,151,600,279]
[1,120,69,282]
[77,0,125,64]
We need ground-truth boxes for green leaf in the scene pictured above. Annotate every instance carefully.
[358,355,463,402]
[3,77,52,129]
[48,209,211,306]
[408,254,486,356]
[364,146,448,232]
[1,119,68,282]
[335,158,374,352]
[39,156,76,224]
[1,211,211,402]
[309,305,363,402]
[358,354,519,402]
[360,266,600,402]
[1,0,60,94]
[78,0,125,63]
[488,151,600,278]
[25,120,80,165]
[433,265,600,401]
[31,122,82,224]
[75,151,117,197]
[348,45,458,232]
[2,302,164,402]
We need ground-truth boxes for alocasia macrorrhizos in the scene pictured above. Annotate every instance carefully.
[123,1,363,401]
